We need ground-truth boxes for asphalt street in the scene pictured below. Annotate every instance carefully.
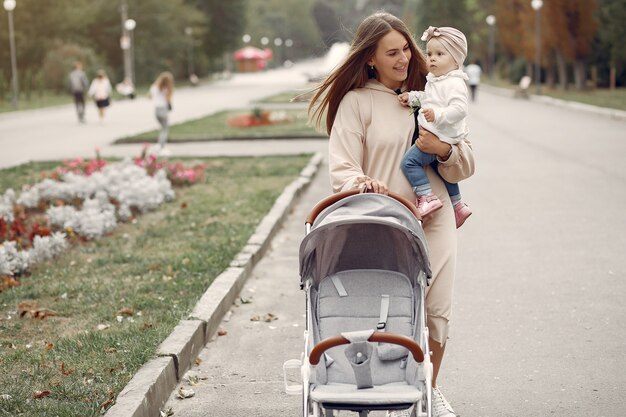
[161,85,626,417]
[1,64,625,416]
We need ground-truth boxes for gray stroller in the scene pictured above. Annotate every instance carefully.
[283,190,434,417]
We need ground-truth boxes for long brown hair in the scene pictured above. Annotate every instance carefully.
[155,71,175,101]
[309,12,427,135]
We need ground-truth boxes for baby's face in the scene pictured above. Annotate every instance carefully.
[426,39,457,77]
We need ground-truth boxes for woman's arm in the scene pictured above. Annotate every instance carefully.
[328,93,388,194]
[416,127,475,183]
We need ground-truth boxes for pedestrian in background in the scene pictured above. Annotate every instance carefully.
[464,60,482,102]
[149,71,175,155]
[68,61,89,123]
[88,69,112,122]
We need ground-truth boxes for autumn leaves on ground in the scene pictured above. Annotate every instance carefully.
[0,155,310,416]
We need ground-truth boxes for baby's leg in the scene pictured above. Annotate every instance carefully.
[401,146,437,196]
[402,146,442,217]
[433,162,472,228]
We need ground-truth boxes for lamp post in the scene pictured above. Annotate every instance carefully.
[185,27,195,78]
[124,18,136,85]
[531,0,543,94]
[274,37,283,66]
[3,0,18,109]
[119,0,132,85]
[485,15,496,79]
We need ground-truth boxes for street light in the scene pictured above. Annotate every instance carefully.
[3,0,18,109]
[124,18,136,85]
[485,15,496,79]
[531,0,543,94]
[185,27,195,79]
[260,36,269,46]
[242,33,251,44]
[119,1,132,86]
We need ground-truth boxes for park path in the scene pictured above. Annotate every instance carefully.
[162,86,626,417]
[2,63,625,416]
[0,60,325,169]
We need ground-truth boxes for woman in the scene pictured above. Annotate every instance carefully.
[308,12,475,417]
[149,71,175,154]
[88,69,112,122]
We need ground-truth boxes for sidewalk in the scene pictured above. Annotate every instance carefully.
[0,60,323,169]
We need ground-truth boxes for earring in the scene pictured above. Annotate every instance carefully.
[367,65,376,79]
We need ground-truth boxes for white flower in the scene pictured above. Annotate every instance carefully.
[407,90,422,113]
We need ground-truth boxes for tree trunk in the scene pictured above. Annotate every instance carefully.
[555,50,568,90]
[573,59,585,91]
[610,65,616,90]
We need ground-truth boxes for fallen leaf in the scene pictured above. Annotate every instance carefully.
[176,387,195,399]
[263,313,278,322]
[117,308,134,316]
[240,296,252,304]
[160,407,175,417]
[250,315,260,322]
[33,390,51,399]
[104,347,117,353]
[45,343,54,350]
[60,362,75,376]
[97,324,111,331]
[0,394,12,400]
[217,329,227,336]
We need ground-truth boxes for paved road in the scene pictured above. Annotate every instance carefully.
[0,60,325,169]
[161,90,626,417]
[2,65,625,416]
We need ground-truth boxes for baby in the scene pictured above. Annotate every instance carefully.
[399,26,472,228]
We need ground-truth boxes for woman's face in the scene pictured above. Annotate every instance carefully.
[426,38,457,77]
[368,29,411,90]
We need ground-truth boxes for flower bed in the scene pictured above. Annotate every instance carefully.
[226,108,291,128]
[0,146,205,290]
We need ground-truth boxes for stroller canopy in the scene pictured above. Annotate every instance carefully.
[299,193,431,287]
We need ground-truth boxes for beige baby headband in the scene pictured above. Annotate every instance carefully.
[421,26,468,67]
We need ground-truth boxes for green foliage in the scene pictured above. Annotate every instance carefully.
[0,155,311,416]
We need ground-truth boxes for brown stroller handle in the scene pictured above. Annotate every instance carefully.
[309,331,425,365]
[305,190,420,225]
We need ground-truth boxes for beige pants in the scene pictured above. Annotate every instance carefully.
[422,167,458,346]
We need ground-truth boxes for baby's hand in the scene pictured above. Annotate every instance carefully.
[398,92,409,107]
[422,108,435,123]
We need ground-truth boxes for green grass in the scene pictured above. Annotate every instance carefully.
[0,154,312,416]
[115,108,326,144]
[254,89,313,103]
[484,79,626,111]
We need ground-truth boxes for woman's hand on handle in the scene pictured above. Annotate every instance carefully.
[416,127,452,160]
[361,178,388,195]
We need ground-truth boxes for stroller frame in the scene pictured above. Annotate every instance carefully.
[284,190,434,417]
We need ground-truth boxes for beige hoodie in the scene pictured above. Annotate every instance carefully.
[328,79,475,344]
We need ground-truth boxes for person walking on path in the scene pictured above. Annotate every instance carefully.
[149,71,175,155]
[88,69,112,122]
[68,61,89,123]
[398,26,473,228]
[464,60,482,102]
[308,11,475,417]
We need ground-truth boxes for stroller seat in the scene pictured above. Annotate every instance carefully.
[311,381,422,405]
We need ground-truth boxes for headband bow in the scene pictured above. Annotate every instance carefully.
[420,26,440,42]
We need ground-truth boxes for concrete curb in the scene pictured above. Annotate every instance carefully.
[482,84,626,121]
[104,152,324,417]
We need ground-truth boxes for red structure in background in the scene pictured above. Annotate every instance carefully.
[232,46,273,72]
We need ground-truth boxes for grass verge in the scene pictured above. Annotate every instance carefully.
[484,80,626,111]
[115,108,326,144]
[0,154,311,416]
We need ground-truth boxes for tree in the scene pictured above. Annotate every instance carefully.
[244,0,323,62]
[189,0,247,71]
[596,0,626,88]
